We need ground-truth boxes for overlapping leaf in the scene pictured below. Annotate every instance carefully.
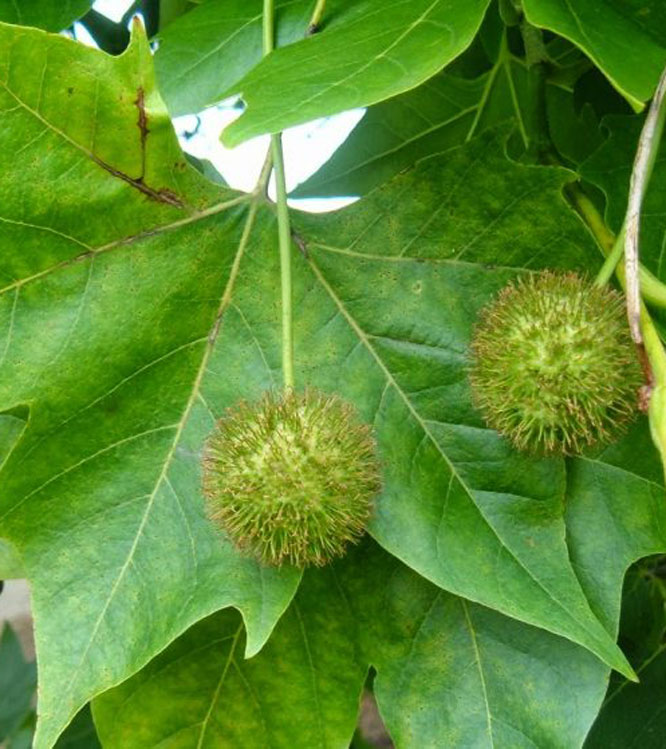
[0,22,300,748]
[154,0,312,116]
[292,47,529,198]
[0,0,92,31]
[522,0,666,109]
[222,0,491,146]
[290,130,639,678]
[580,115,666,277]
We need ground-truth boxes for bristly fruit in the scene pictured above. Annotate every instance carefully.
[469,271,643,454]
[202,389,381,567]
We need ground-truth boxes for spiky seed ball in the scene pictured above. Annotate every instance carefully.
[469,271,642,454]
[202,389,381,567]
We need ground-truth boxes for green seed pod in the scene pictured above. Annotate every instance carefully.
[469,271,642,454]
[202,389,381,567]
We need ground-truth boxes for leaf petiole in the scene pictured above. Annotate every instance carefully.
[263,0,295,390]
[308,0,327,34]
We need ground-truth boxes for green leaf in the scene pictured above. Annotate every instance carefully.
[0,21,300,747]
[565,424,666,638]
[154,0,312,116]
[292,44,529,198]
[584,558,666,748]
[93,541,610,749]
[158,0,195,30]
[222,0,492,146]
[522,0,666,110]
[95,419,666,748]
[94,568,367,748]
[4,15,664,748]
[291,128,641,678]
[0,1,93,31]
[585,647,666,748]
[348,543,610,749]
[0,624,36,743]
[579,115,665,276]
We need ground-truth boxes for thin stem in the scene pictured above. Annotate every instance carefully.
[254,146,274,198]
[272,133,295,390]
[566,183,666,385]
[263,0,295,390]
[519,22,551,163]
[263,0,275,54]
[308,0,327,34]
[566,184,666,309]
[624,64,666,344]
[466,33,506,143]
[594,226,625,287]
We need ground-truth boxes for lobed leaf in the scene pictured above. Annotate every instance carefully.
[93,540,608,749]
[0,22,300,748]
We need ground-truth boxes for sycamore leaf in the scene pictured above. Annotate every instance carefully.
[565,422,666,638]
[3,12,664,749]
[154,0,312,116]
[94,423,666,749]
[291,129,645,677]
[92,540,608,749]
[222,0,491,147]
[0,1,92,31]
[522,0,666,110]
[0,22,300,748]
